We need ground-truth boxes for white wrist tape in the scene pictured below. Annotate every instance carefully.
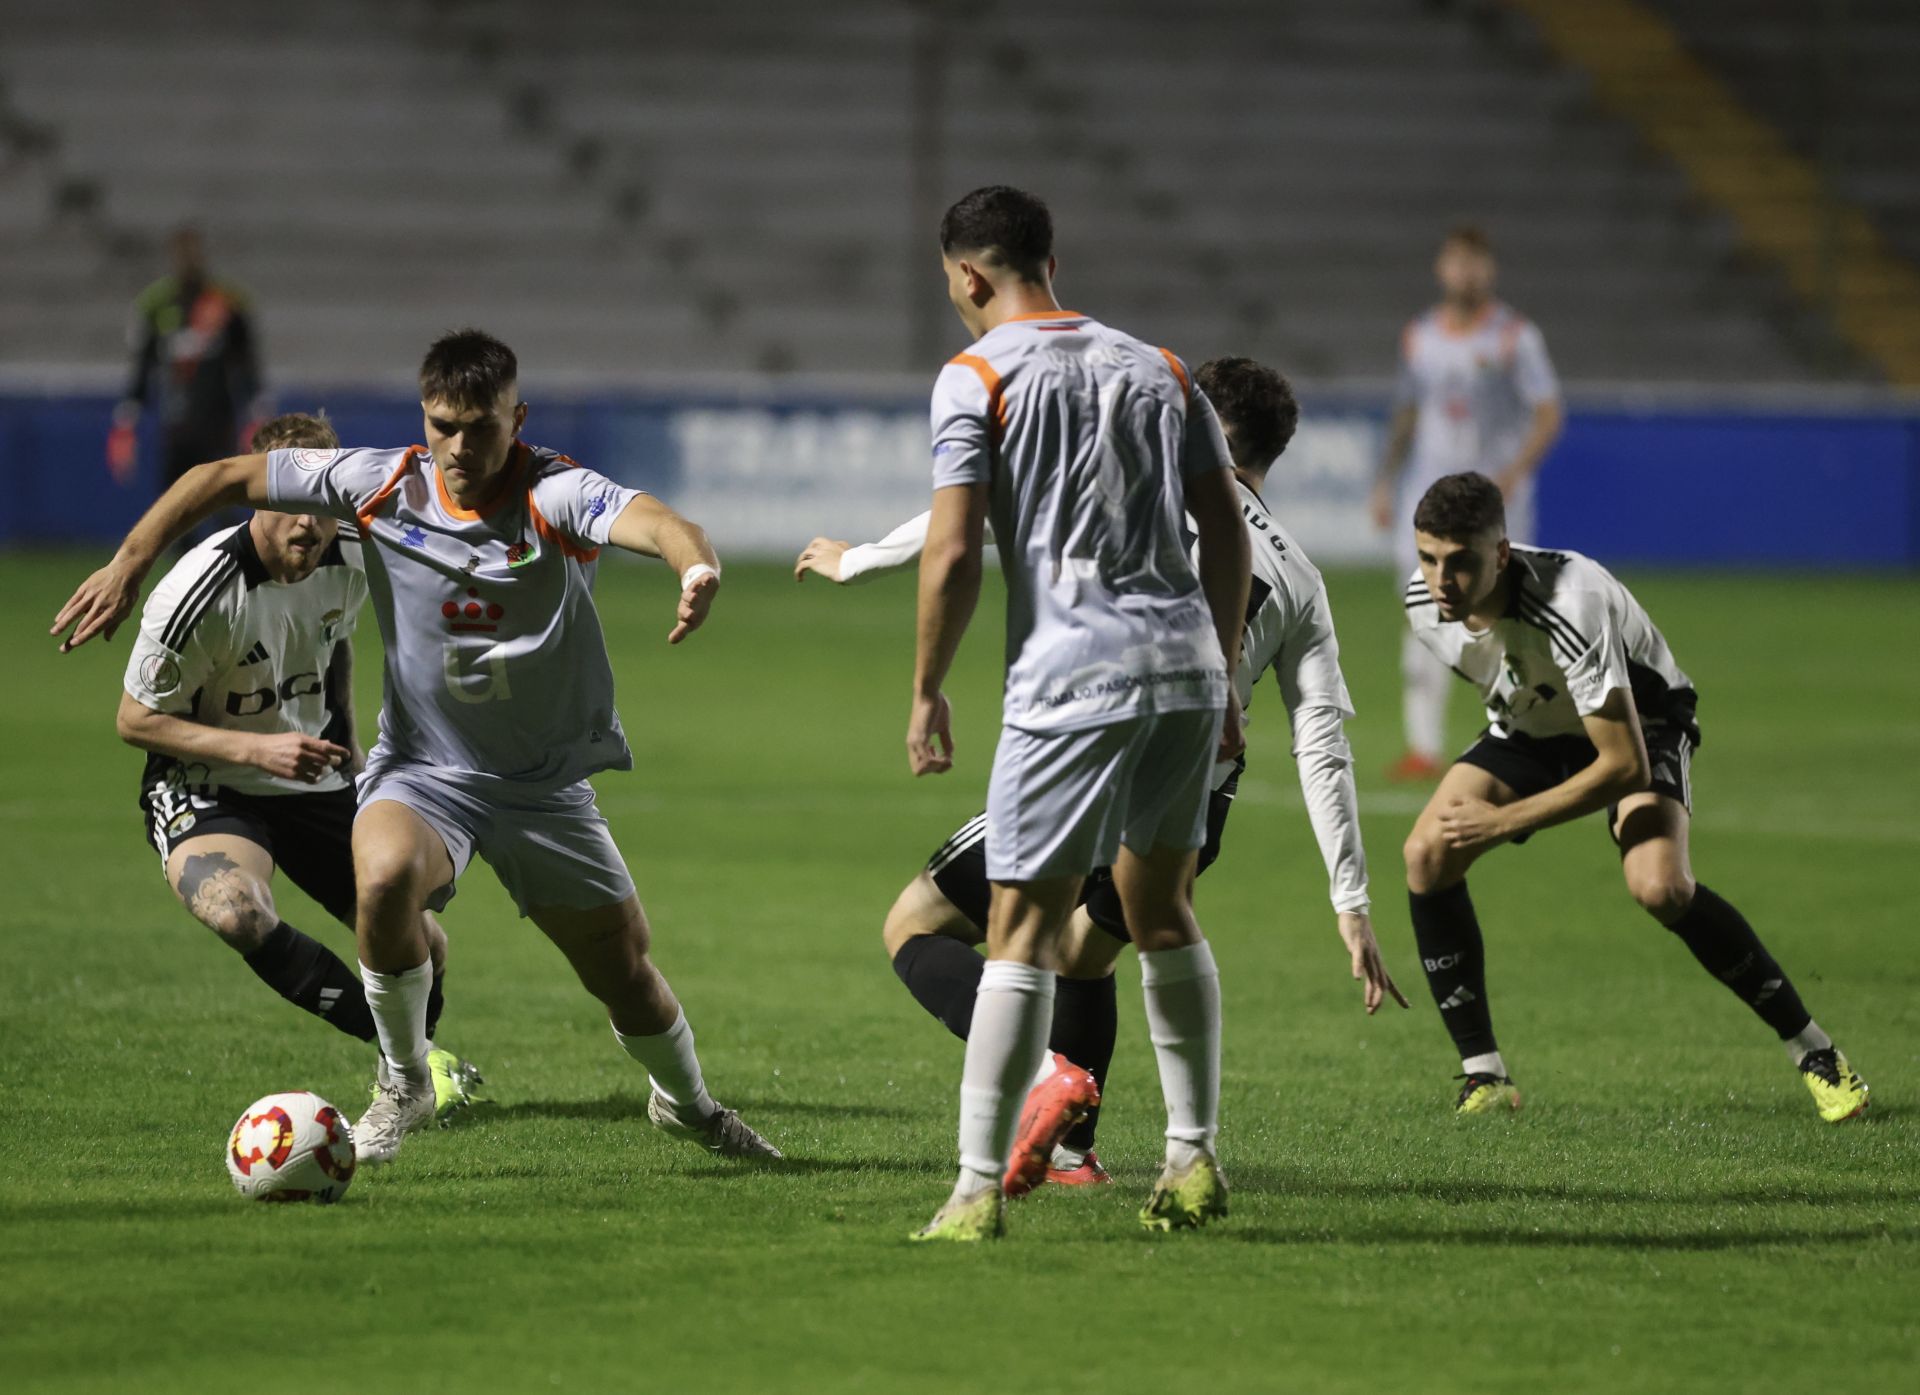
[680,563,718,591]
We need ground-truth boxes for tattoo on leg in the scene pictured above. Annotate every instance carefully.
[176,851,239,904]
[177,851,270,938]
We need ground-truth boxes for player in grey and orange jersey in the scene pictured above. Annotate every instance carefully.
[54,330,779,1171]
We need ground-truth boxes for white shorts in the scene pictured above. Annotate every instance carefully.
[357,753,635,918]
[985,708,1224,883]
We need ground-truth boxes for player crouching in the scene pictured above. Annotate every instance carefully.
[118,412,481,1120]
[1400,473,1866,1123]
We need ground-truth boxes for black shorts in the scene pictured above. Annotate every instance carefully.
[925,765,1240,946]
[1455,723,1695,845]
[140,780,359,924]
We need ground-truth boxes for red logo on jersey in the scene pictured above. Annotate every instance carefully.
[442,586,506,633]
[506,541,533,567]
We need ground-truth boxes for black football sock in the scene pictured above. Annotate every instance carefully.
[1051,973,1118,1153]
[1666,884,1813,1038]
[890,934,985,1040]
[425,970,446,1042]
[1409,881,1500,1063]
[242,921,377,1043]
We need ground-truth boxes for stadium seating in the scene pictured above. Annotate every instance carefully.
[0,0,1899,384]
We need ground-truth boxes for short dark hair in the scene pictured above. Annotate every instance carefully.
[939,186,1053,282]
[420,329,518,412]
[249,411,339,452]
[1194,357,1299,471]
[1442,223,1493,257]
[1413,472,1506,541]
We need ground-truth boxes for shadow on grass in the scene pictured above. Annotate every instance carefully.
[1223,1165,1920,1208]
[477,1095,911,1124]
[1210,1222,1918,1251]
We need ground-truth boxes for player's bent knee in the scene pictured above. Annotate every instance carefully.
[1402,827,1453,893]
[195,898,278,951]
[1627,868,1696,924]
[881,873,971,958]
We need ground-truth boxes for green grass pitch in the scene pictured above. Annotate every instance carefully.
[1,550,1915,1394]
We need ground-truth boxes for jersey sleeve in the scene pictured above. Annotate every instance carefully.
[1554,587,1633,718]
[930,360,996,490]
[531,463,643,549]
[266,447,410,522]
[839,511,932,583]
[122,566,231,715]
[1289,704,1370,914]
[1180,387,1236,481]
[1512,321,1561,407]
[1273,578,1356,719]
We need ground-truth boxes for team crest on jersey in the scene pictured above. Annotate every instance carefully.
[506,539,536,568]
[321,608,345,643]
[289,448,341,472]
[139,653,182,697]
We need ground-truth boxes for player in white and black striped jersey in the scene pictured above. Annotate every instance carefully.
[1399,472,1867,1123]
[116,413,479,1116]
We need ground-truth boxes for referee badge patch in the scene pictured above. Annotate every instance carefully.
[139,653,182,697]
[289,448,341,472]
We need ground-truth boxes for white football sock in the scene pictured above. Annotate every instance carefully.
[1140,940,1221,1170]
[361,959,433,1086]
[1401,629,1451,760]
[1031,1050,1061,1092]
[953,960,1054,1201]
[1784,1020,1833,1066]
[1462,1050,1509,1079]
[614,1010,717,1121]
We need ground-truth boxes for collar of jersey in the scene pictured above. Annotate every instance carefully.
[1005,309,1086,323]
[1499,549,1541,618]
[434,441,530,522]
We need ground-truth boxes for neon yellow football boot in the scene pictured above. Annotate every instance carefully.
[1799,1048,1868,1124]
[1454,1073,1521,1116]
[373,1045,486,1125]
[1139,1153,1229,1232]
[910,1188,1007,1243]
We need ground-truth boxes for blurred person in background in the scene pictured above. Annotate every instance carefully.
[1371,226,1563,782]
[109,225,263,533]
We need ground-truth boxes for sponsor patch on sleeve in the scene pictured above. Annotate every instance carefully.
[289,447,341,472]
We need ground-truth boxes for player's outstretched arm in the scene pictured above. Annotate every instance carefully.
[115,693,350,783]
[52,454,270,652]
[606,494,722,645]
[908,484,987,776]
[1438,688,1650,850]
[795,510,939,585]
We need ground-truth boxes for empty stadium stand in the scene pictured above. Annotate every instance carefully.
[0,0,1904,385]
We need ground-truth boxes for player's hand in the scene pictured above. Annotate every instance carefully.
[1217,702,1246,762]
[668,569,719,645]
[1437,796,1511,851]
[1368,479,1394,532]
[51,559,143,652]
[793,537,851,584]
[250,733,352,783]
[907,690,954,776]
[1338,911,1409,1015]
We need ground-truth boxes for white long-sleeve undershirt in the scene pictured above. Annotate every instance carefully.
[1287,703,1370,914]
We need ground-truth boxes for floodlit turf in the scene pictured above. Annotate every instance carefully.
[1,550,1915,1394]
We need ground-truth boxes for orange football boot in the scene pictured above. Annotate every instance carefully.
[1003,1054,1101,1198]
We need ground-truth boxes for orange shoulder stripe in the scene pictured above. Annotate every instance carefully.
[1157,347,1191,403]
[355,447,422,530]
[948,351,1008,433]
[527,491,600,563]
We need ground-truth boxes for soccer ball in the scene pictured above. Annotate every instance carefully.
[225,1091,357,1203]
